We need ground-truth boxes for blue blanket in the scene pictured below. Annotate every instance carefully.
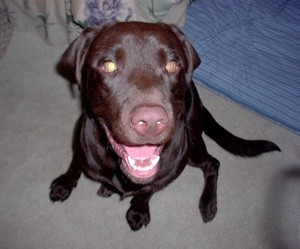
[183,0,300,133]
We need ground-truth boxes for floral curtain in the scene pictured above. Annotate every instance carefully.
[1,0,190,45]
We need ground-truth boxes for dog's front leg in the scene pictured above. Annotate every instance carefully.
[188,136,220,223]
[49,154,82,202]
[198,156,220,223]
[126,193,153,231]
[97,184,115,197]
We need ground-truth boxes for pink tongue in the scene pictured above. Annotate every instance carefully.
[123,145,158,159]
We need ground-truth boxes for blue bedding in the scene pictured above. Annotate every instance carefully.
[183,0,300,133]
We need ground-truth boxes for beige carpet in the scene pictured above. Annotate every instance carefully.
[0,29,299,249]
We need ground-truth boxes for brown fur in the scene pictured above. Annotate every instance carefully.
[50,22,280,231]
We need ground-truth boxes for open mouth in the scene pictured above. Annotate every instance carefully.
[103,125,163,183]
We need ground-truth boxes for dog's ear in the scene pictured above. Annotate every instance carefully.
[58,26,100,90]
[169,25,201,83]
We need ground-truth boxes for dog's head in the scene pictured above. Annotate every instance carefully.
[60,22,200,184]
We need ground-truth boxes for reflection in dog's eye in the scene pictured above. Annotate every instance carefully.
[102,61,117,73]
[165,61,178,73]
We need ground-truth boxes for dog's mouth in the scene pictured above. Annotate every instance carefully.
[103,125,163,184]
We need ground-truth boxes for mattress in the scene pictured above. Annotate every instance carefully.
[183,0,300,134]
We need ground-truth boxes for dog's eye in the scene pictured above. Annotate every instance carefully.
[165,61,178,73]
[102,61,117,73]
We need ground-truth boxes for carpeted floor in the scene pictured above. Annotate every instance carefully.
[0,9,13,59]
[0,29,299,249]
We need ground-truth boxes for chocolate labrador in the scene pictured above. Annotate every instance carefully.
[49,22,280,231]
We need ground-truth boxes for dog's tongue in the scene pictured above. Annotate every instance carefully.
[123,145,159,159]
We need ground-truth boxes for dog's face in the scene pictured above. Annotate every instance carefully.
[61,22,200,184]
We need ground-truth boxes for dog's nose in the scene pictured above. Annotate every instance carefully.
[131,105,169,137]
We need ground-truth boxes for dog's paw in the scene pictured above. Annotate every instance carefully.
[199,198,217,223]
[126,207,150,231]
[49,174,77,202]
[97,185,114,198]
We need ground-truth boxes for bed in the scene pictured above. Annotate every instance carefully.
[3,0,299,133]
[182,0,300,134]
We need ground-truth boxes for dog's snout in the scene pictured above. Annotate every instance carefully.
[131,106,169,137]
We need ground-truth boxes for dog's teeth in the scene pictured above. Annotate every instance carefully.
[128,156,137,170]
[127,156,160,172]
[150,156,160,167]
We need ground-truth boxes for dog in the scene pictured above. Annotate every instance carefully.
[50,22,280,231]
